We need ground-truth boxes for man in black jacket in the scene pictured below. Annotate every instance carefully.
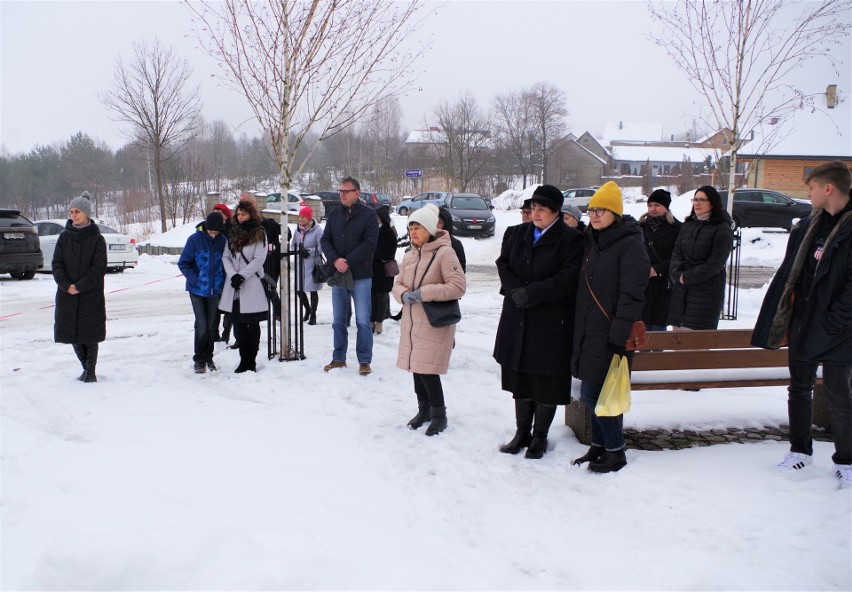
[320,177,379,376]
[752,161,852,488]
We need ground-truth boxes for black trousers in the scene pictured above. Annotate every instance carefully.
[413,373,445,408]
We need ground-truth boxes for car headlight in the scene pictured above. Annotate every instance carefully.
[486,216,495,223]
[451,214,462,223]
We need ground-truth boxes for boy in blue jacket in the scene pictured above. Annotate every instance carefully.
[179,213,227,373]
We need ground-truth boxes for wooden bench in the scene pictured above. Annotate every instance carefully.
[565,328,829,445]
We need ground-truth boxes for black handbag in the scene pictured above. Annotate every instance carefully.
[415,251,461,327]
[422,299,462,327]
[312,249,330,284]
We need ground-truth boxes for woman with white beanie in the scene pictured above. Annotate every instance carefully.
[392,204,466,436]
[52,191,107,382]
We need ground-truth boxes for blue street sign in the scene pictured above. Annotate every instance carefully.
[404,169,422,178]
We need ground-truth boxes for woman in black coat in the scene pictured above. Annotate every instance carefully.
[639,189,682,331]
[52,192,107,382]
[371,205,398,334]
[572,181,649,473]
[667,185,734,330]
[493,184,585,459]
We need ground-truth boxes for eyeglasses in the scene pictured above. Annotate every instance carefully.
[587,208,608,217]
[691,198,709,204]
[338,189,357,195]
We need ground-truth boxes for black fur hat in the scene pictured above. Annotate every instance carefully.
[530,184,563,212]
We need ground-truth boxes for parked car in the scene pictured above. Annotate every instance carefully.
[310,191,343,219]
[0,209,42,280]
[395,192,450,215]
[561,187,597,213]
[35,220,139,273]
[263,190,325,219]
[360,191,393,209]
[719,188,812,231]
[444,193,495,238]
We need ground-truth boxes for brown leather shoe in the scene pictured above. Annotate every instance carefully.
[359,363,372,376]
[323,360,347,372]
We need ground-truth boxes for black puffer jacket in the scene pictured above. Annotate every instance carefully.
[572,218,649,384]
[639,214,681,326]
[667,218,734,329]
[494,220,585,383]
[52,221,107,344]
[372,210,398,293]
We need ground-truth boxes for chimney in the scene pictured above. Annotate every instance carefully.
[827,84,837,109]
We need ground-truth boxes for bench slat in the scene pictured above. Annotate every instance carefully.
[640,329,757,350]
[632,349,788,371]
[633,379,790,390]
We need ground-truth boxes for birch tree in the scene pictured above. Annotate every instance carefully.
[102,39,202,232]
[185,0,427,202]
[648,0,850,211]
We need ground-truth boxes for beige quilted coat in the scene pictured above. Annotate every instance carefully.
[392,230,466,375]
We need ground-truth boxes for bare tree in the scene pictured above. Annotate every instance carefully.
[361,97,405,195]
[427,92,493,192]
[648,0,850,213]
[493,90,538,188]
[186,0,427,201]
[102,39,203,232]
[528,82,568,185]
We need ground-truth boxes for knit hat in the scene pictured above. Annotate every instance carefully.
[588,181,623,216]
[205,213,224,232]
[68,192,93,219]
[408,203,440,236]
[647,189,672,210]
[561,202,582,222]
[299,206,314,219]
[521,198,532,211]
[213,203,232,218]
[530,184,563,212]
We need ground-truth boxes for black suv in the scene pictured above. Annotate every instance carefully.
[360,191,393,209]
[310,191,342,219]
[719,189,812,231]
[0,209,43,279]
[444,193,495,238]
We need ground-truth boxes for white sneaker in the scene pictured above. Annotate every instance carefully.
[833,464,852,488]
[776,451,812,471]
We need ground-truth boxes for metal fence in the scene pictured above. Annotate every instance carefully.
[723,229,742,320]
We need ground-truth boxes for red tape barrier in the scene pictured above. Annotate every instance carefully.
[0,274,183,320]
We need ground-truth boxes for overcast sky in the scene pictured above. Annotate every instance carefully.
[1,0,850,156]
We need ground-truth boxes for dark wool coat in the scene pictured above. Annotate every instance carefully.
[752,207,852,364]
[667,218,734,329]
[493,220,585,402]
[178,224,227,298]
[372,222,398,293]
[52,221,107,344]
[572,218,650,384]
[321,201,379,280]
[639,215,682,326]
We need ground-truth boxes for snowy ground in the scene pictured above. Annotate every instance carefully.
[1,202,850,590]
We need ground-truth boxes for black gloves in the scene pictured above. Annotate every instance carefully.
[231,274,245,289]
[609,342,627,357]
[510,287,531,309]
[299,247,310,258]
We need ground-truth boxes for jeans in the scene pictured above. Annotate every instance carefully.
[189,293,220,363]
[580,380,625,451]
[788,360,852,465]
[331,278,373,364]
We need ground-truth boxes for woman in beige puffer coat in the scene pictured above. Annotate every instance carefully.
[392,204,466,436]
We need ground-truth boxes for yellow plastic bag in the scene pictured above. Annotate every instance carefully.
[595,354,631,417]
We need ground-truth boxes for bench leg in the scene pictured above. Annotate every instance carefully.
[565,399,592,445]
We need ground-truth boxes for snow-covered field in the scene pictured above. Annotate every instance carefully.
[2,201,850,590]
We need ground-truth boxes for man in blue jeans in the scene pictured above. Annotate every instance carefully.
[752,160,852,488]
[320,176,379,376]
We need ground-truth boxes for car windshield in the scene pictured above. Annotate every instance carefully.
[451,197,488,210]
[97,224,119,234]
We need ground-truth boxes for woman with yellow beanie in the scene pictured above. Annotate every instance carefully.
[571,181,650,473]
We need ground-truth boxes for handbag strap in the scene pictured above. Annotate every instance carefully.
[415,250,439,290]
[584,267,612,323]
[240,251,265,283]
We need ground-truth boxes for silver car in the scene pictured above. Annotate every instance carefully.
[35,219,139,273]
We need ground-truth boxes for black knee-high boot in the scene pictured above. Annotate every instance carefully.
[72,344,87,381]
[298,291,311,320]
[500,399,535,454]
[82,343,98,383]
[408,390,432,430]
[309,291,319,325]
[525,403,557,459]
